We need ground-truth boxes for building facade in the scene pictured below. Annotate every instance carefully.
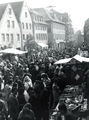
[0,1,66,50]
[0,1,33,49]
[11,1,33,49]
[34,8,65,50]
[30,10,48,47]
[0,3,21,49]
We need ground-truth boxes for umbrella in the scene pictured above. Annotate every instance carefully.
[0,48,28,55]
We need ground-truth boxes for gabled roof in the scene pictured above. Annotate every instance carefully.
[0,1,23,22]
[0,4,7,20]
[50,9,63,21]
[30,9,47,25]
[34,8,51,20]
[34,8,65,24]
[30,9,43,16]
[10,1,24,22]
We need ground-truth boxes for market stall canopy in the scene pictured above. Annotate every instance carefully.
[37,43,48,48]
[72,55,83,63]
[54,54,89,65]
[54,58,72,64]
[73,54,89,63]
[0,48,28,55]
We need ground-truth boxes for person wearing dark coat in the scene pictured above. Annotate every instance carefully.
[56,103,77,120]
[17,102,35,120]
[0,92,8,120]
[29,80,50,120]
[17,87,26,112]
[7,85,19,120]
[17,107,35,120]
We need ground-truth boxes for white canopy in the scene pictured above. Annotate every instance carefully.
[73,54,89,62]
[37,43,48,48]
[0,48,28,55]
[72,55,83,62]
[54,54,89,65]
[54,58,72,64]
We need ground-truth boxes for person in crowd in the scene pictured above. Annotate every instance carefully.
[41,73,53,109]
[48,62,55,79]
[17,86,26,112]
[29,80,50,120]
[17,103,35,120]
[56,103,77,120]
[0,92,8,120]
[23,73,33,88]
[52,78,61,109]
[4,79,13,101]
[7,83,19,120]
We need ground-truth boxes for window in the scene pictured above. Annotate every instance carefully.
[26,23,28,29]
[23,34,25,40]
[17,34,20,41]
[25,12,27,17]
[29,24,31,29]
[12,21,15,28]
[6,34,9,42]
[9,8,12,14]
[1,34,5,41]
[7,20,10,28]
[22,23,24,29]
[11,34,13,43]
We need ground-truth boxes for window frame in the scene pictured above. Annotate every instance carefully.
[6,34,9,42]
[12,21,15,28]
[7,20,10,28]
[1,34,5,41]
[11,34,14,43]
[25,12,27,18]
[9,8,12,15]
[17,34,20,41]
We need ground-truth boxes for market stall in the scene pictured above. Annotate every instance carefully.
[50,85,88,120]
[54,54,89,65]
[0,48,28,54]
[51,55,89,119]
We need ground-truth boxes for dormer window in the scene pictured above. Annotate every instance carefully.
[9,8,12,15]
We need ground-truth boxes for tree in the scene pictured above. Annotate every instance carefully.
[84,18,89,49]
[73,30,84,48]
[24,34,36,51]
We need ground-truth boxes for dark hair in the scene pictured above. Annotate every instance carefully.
[58,103,67,113]
[34,80,44,93]
[23,103,32,110]
[21,108,35,120]
[41,73,48,79]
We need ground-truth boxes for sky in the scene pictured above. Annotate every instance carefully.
[0,0,89,32]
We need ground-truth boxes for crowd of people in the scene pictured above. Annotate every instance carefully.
[0,48,89,120]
